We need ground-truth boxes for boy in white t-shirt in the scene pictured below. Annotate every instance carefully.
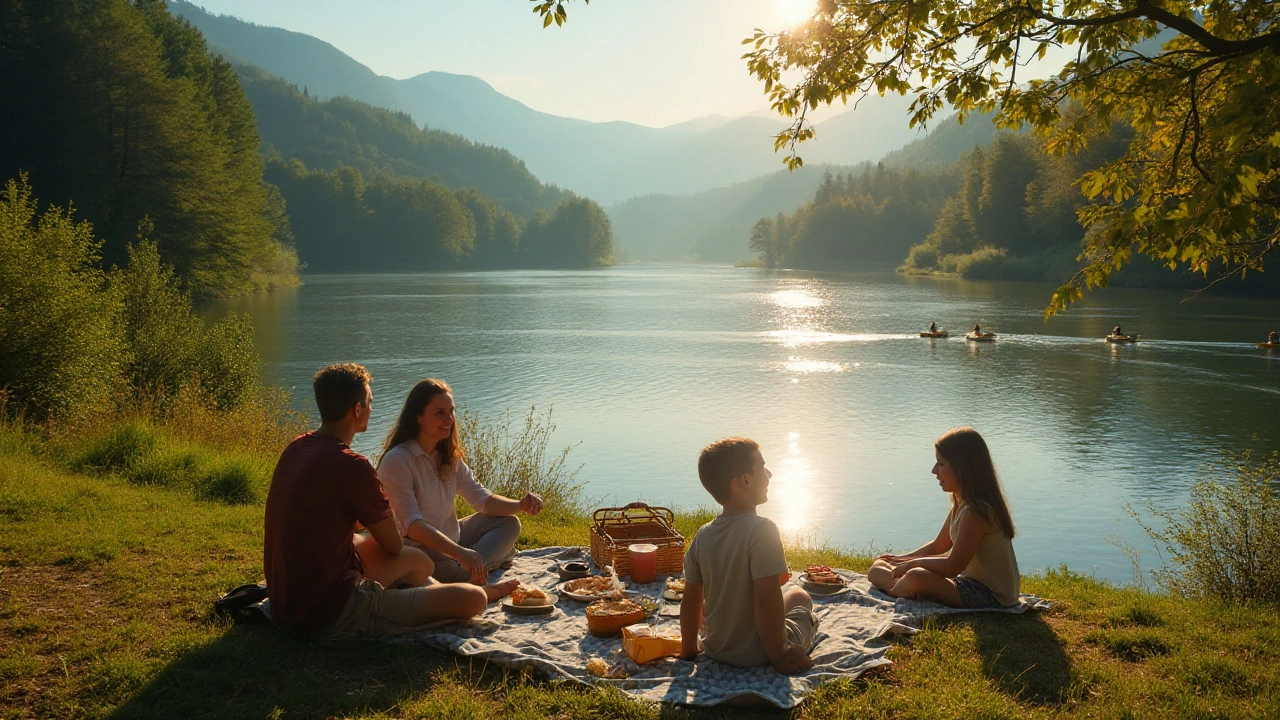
[679,437,818,674]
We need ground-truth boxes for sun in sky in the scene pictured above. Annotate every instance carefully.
[773,0,817,26]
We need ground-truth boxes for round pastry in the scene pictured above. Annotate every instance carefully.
[585,598,645,636]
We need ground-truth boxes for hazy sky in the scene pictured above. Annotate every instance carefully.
[188,0,826,128]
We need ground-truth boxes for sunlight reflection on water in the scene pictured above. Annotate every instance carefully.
[773,432,813,540]
[769,288,825,309]
[783,358,846,373]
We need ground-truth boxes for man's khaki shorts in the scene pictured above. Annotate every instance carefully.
[784,605,819,651]
[322,579,451,639]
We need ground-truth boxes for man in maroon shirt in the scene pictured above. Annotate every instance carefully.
[264,363,518,638]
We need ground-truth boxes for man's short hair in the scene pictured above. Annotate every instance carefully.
[313,364,371,423]
[697,437,760,503]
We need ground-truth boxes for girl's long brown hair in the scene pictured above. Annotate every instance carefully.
[379,379,465,474]
[936,427,1015,538]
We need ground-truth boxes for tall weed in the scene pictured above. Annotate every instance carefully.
[159,382,307,458]
[460,407,586,517]
[1137,451,1280,604]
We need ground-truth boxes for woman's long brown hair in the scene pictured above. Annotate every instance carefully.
[379,379,465,474]
[935,427,1015,538]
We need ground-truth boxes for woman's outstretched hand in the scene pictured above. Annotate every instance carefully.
[877,553,910,565]
[519,492,544,516]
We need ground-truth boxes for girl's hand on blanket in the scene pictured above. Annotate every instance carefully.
[775,645,813,675]
[458,548,488,584]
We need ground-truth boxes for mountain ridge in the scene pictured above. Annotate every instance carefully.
[171,0,923,203]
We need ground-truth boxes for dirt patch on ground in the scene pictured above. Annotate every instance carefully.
[0,564,120,718]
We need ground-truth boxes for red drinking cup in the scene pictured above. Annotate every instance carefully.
[628,543,659,583]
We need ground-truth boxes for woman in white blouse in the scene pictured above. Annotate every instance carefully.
[378,379,544,584]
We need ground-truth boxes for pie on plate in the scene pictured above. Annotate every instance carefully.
[559,575,621,601]
[501,589,558,615]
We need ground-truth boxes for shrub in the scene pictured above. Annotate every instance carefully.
[0,176,124,420]
[954,245,1009,279]
[76,422,158,473]
[128,447,206,490]
[161,383,307,458]
[113,241,260,411]
[901,244,939,273]
[196,457,263,505]
[74,420,270,505]
[1137,452,1280,604]
[459,407,586,517]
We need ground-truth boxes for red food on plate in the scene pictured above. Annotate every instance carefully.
[804,566,844,585]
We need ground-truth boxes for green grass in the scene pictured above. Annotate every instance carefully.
[2,419,1279,718]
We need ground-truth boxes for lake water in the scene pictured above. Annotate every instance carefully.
[209,264,1280,583]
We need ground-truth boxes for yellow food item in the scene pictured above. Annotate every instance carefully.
[511,587,549,606]
[586,657,611,677]
[622,624,683,664]
[665,577,685,594]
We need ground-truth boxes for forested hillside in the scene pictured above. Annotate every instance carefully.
[267,159,612,272]
[748,165,960,270]
[751,128,1132,279]
[236,66,611,271]
[897,131,1131,281]
[755,122,1278,294]
[0,0,298,298]
[235,65,570,219]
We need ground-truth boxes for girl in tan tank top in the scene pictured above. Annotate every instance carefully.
[867,427,1020,608]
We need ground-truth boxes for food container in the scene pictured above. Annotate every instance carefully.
[628,543,659,583]
[590,503,684,578]
[556,561,591,582]
[622,624,683,664]
[585,598,645,636]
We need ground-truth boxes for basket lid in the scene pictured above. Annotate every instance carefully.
[593,502,675,527]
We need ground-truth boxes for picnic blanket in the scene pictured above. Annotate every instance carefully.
[370,547,1050,708]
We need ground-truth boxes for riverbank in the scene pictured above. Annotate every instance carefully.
[1,419,1276,718]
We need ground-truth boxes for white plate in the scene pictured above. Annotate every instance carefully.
[799,572,848,595]
[557,578,622,602]
[662,588,683,602]
[501,593,559,615]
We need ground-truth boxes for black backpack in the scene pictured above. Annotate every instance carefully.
[214,582,269,621]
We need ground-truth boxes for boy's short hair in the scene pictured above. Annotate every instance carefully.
[697,437,760,503]
[313,364,371,423]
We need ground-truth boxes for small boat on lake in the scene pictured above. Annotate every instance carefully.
[1106,334,1139,344]
[919,330,949,338]
[966,332,996,342]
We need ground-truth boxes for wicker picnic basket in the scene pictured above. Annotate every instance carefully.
[590,502,684,577]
